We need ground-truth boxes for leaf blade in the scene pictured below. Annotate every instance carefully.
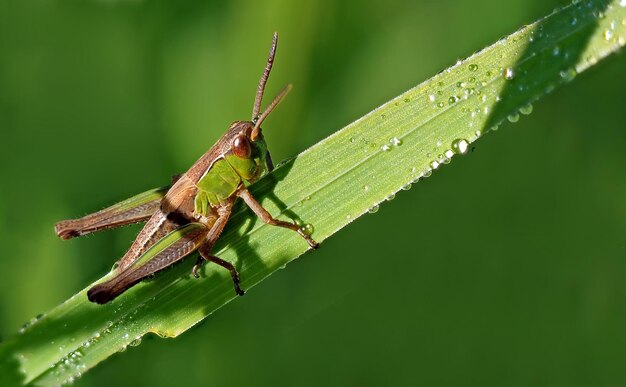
[1,0,624,385]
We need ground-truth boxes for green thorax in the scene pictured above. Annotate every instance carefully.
[194,137,270,215]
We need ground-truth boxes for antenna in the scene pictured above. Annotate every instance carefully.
[252,32,278,122]
[251,84,292,139]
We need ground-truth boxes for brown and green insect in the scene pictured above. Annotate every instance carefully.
[55,33,318,304]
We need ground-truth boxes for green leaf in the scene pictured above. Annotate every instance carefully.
[1,0,624,384]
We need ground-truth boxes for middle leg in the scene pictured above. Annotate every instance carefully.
[191,201,244,295]
[194,246,245,296]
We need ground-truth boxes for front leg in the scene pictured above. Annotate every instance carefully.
[238,187,319,249]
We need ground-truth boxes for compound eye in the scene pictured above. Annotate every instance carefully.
[232,135,252,159]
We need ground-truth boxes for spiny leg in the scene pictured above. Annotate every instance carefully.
[88,222,208,304]
[55,186,169,240]
[190,202,245,295]
[194,247,245,296]
[238,187,319,249]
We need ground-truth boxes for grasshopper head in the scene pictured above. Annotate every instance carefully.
[226,121,273,183]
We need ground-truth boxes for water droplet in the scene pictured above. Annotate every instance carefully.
[401,183,412,191]
[444,149,454,159]
[122,333,130,340]
[451,139,469,154]
[386,193,396,201]
[448,96,457,104]
[428,94,436,102]
[468,63,478,72]
[504,67,515,80]
[404,97,410,103]
[430,160,440,169]
[436,139,443,147]
[507,113,520,123]
[552,45,561,56]
[19,323,30,334]
[129,337,142,347]
[519,103,533,115]
[349,137,355,143]
[436,101,445,108]
[368,205,380,214]
[381,144,391,152]
[604,29,614,40]
[346,214,351,220]
[300,223,314,236]
[456,81,465,88]
[559,68,576,82]
[363,185,369,192]
[380,114,386,119]
[390,137,402,146]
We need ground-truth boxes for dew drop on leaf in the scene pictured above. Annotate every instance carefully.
[507,113,520,123]
[504,67,515,80]
[300,223,315,236]
[519,103,533,115]
[560,68,577,81]
[451,139,469,154]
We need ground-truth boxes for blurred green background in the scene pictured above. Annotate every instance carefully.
[1,0,626,385]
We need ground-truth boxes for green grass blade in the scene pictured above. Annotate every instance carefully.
[1,0,625,385]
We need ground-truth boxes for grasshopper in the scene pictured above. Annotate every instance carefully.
[55,33,318,304]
